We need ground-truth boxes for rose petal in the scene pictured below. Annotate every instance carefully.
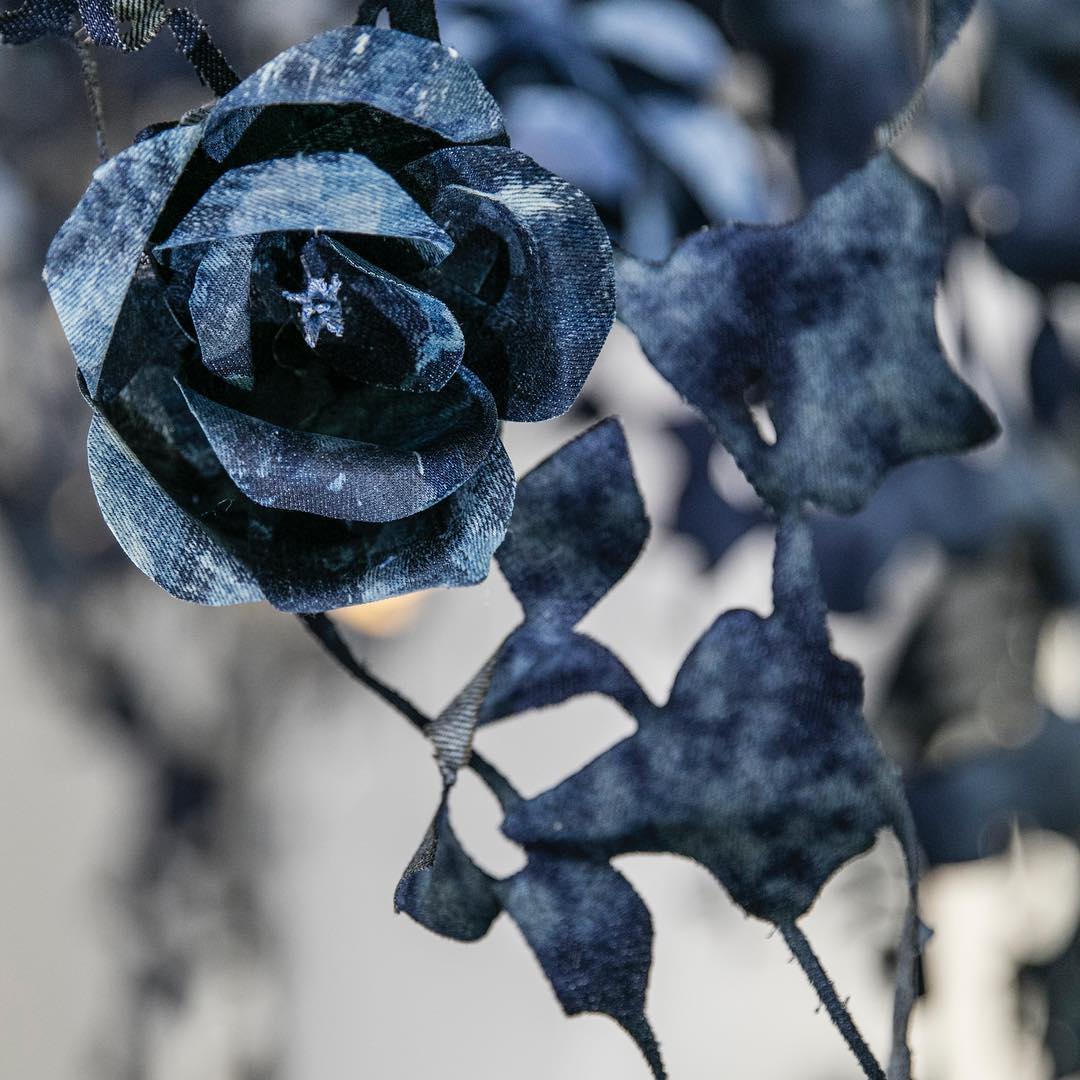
[87,414,264,606]
[407,145,615,421]
[159,151,454,263]
[189,236,258,386]
[249,439,516,612]
[180,367,499,523]
[202,25,505,162]
[45,123,203,399]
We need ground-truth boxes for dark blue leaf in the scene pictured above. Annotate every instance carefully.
[495,852,665,1079]
[395,799,502,942]
[504,519,907,925]
[482,627,653,724]
[617,154,998,514]
[496,418,648,627]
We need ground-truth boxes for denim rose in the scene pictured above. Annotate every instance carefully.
[44,25,615,612]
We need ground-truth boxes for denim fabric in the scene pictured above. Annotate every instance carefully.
[493,852,663,1078]
[617,154,998,515]
[201,24,505,161]
[395,797,502,941]
[0,2,240,93]
[45,123,204,399]
[394,418,665,1077]
[495,414,648,624]
[0,0,77,42]
[45,23,615,612]
[501,518,910,926]
[405,145,615,421]
[439,0,775,259]
[722,0,975,196]
[907,712,1080,866]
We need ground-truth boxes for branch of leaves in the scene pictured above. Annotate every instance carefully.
[307,419,927,1080]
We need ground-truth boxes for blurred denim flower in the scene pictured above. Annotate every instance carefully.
[439,0,781,259]
[718,0,976,198]
[44,24,615,612]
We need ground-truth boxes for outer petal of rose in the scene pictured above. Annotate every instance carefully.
[499,85,640,209]
[87,414,265,606]
[407,145,615,421]
[179,367,499,523]
[158,151,453,263]
[44,123,203,399]
[249,439,516,612]
[201,25,505,161]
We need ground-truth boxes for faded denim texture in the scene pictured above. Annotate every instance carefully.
[721,0,976,196]
[501,519,912,927]
[394,419,665,1077]
[44,23,615,612]
[617,154,998,515]
[439,0,777,259]
[0,1,241,93]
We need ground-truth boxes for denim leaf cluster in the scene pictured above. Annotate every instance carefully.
[618,153,998,515]
[15,0,1035,1075]
[502,519,914,926]
[394,419,665,1077]
[391,418,931,1079]
[439,0,776,259]
[44,23,615,612]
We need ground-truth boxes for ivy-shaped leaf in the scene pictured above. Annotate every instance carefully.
[504,519,908,923]
[394,797,501,942]
[495,851,664,1079]
[617,153,998,514]
[394,418,665,1076]
[501,518,922,1079]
